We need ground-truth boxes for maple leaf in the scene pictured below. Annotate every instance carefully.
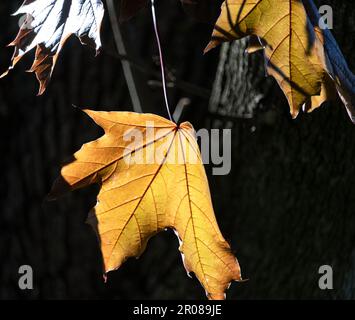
[303,0,355,121]
[206,0,355,121]
[1,0,104,95]
[49,110,242,300]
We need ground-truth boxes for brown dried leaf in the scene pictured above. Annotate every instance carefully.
[50,110,242,300]
[207,0,355,122]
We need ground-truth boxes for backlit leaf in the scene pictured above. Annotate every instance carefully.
[50,110,242,300]
[1,0,104,95]
[206,0,355,122]
[303,0,355,121]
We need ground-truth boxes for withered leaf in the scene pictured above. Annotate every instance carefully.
[2,0,104,95]
[50,110,242,300]
[207,0,355,122]
[303,0,355,121]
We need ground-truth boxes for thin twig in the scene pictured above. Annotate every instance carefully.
[150,0,173,121]
[107,0,143,113]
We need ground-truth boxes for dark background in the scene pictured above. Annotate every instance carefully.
[0,0,354,299]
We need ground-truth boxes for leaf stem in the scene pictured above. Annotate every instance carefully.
[150,0,173,122]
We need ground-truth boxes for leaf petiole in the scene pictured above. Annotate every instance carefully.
[150,0,173,122]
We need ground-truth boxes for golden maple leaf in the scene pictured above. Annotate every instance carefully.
[206,0,355,121]
[50,110,242,300]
